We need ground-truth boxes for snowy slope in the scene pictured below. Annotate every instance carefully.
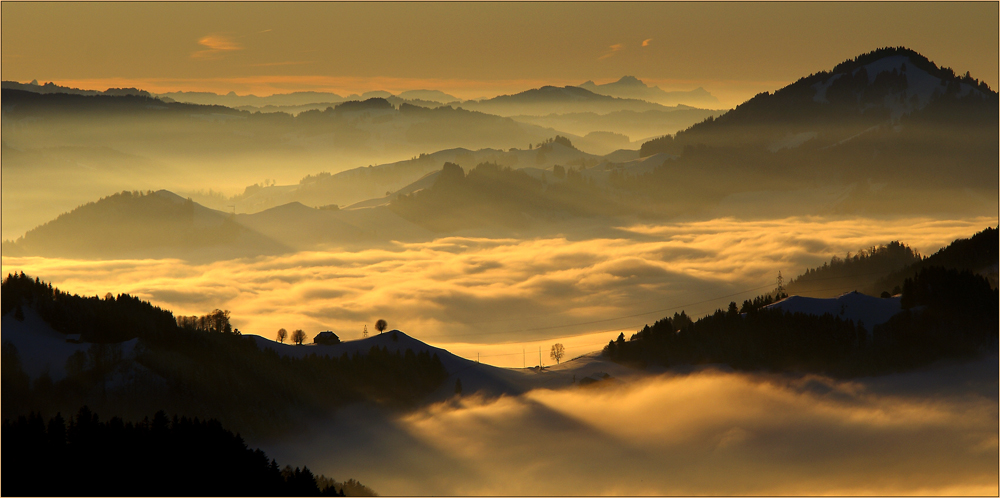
[248,330,642,400]
[764,291,902,327]
[1,308,140,381]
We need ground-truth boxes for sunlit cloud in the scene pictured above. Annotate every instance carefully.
[261,359,999,495]
[191,34,243,60]
[642,38,653,47]
[2,216,991,367]
[599,43,625,60]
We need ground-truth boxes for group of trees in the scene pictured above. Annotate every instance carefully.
[784,241,922,297]
[3,407,357,496]
[275,320,387,345]
[2,271,178,343]
[275,328,307,345]
[177,309,235,334]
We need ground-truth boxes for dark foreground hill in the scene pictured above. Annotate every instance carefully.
[605,228,999,376]
[1,273,450,438]
[3,408,362,496]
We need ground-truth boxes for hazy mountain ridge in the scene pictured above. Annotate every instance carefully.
[1,190,291,261]
[1,80,153,98]
[641,47,997,155]
[463,85,679,116]
[579,76,722,107]
[622,47,998,216]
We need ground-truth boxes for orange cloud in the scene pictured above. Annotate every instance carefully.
[599,43,625,60]
[642,38,653,47]
[192,34,243,60]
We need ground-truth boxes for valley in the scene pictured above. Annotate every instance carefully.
[2,4,997,493]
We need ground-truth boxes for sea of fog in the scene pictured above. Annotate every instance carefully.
[257,356,998,495]
[1,215,995,368]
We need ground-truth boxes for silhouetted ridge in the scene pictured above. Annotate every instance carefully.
[3,272,451,437]
[1,190,289,260]
[604,230,999,376]
[3,407,353,496]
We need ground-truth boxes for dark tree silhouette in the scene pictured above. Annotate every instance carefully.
[291,329,306,345]
[277,328,288,343]
[375,319,387,334]
[550,343,565,364]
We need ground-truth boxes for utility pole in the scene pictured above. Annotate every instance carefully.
[538,346,542,368]
[777,271,785,296]
[523,348,525,369]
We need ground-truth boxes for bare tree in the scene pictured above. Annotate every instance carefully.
[375,319,387,334]
[550,343,565,364]
[291,329,306,345]
[276,328,288,343]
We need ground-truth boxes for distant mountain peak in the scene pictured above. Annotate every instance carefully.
[615,75,645,86]
[29,79,38,86]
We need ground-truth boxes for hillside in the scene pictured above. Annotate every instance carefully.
[620,47,998,217]
[1,190,290,261]
[603,227,999,376]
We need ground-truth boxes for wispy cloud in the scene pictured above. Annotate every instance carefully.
[248,61,315,68]
[642,38,653,47]
[599,43,625,60]
[192,34,243,60]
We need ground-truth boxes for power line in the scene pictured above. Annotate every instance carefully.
[452,281,892,365]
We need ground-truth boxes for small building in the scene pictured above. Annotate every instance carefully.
[313,331,340,345]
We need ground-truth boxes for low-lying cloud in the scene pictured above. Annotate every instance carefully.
[259,357,998,495]
[2,216,993,367]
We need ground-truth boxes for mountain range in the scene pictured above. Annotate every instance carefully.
[579,76,722,107]
[4,47,997,256]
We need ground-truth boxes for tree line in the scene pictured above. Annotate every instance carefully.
[604,266,997,376]
[2,273,450,437]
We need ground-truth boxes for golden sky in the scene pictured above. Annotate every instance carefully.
[2,2,998,107]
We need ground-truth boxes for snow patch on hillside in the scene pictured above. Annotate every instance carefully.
[765,291,902,328]
[1,308,140,381]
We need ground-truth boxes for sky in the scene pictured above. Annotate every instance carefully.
[3,2,998,108]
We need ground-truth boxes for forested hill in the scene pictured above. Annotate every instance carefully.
[785,226,998,297]
[628,47,997,214]
[640,46,997,156]
[0,190,290,261]
[605,228,999,376]
[3,407,366,496]
[2,272,449,438]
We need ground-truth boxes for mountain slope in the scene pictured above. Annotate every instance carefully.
[1,190,290,261]
[627,47,997,216]
[464,85,672,116]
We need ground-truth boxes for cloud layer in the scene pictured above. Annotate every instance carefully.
[2,216,993,367]
[259,357,999,495]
